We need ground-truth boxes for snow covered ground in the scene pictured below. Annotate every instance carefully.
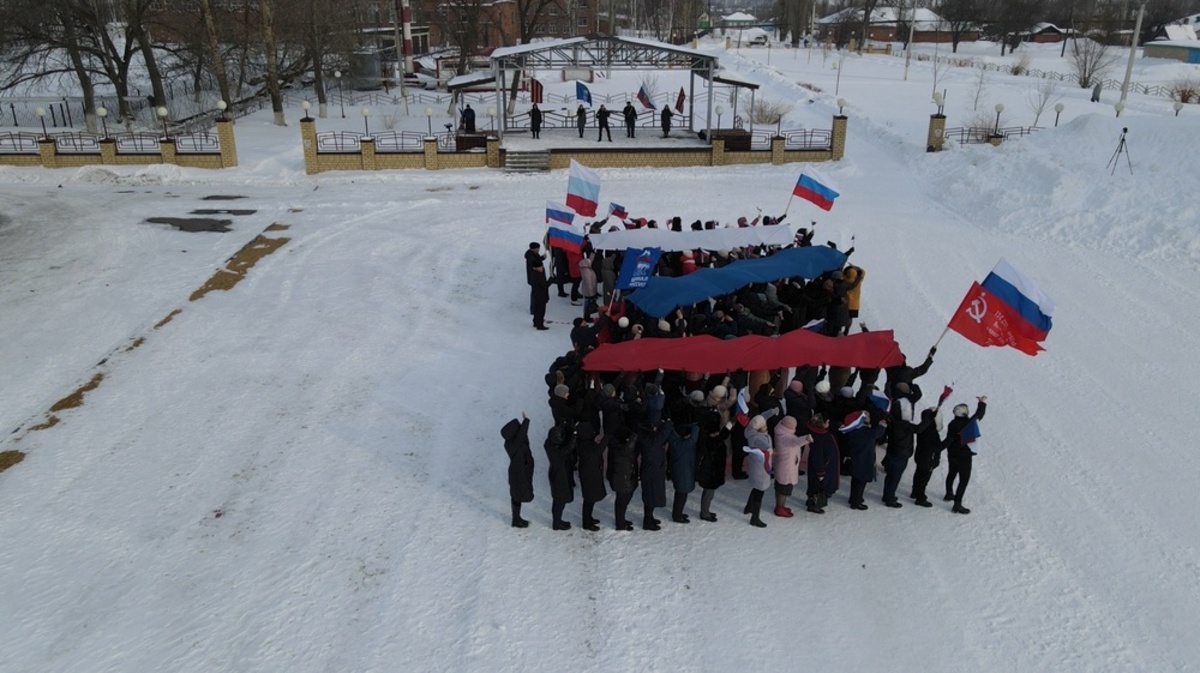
[3,39,1200,672]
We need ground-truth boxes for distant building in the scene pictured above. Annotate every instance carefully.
[1143,40,1200,64]
[817,7,978,45]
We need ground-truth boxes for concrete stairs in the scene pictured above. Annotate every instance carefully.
[504,150,551,173]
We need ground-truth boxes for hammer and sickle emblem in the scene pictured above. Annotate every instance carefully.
[966,296,987,323]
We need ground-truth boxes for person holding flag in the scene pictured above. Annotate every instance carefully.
[910,385,954,507]
[944,396,987,514]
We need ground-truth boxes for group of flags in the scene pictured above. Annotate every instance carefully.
[575,83,687,113]
[947,259,1055,357]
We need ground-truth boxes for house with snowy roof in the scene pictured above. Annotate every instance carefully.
[817,6,979,45]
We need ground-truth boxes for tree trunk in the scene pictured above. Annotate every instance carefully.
[260,0,286,126]
[60,17,98,133]
[198,0,233,105]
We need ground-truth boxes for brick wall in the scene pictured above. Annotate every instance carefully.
[4,120,238,170]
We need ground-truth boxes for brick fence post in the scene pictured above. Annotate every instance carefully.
[831,115,848,160]
[360,137,377,170]
[37,139,57,168]
[771,135,785,164]
[159,137,177,165]
[216,119,239,167]
[424,137,440,170]
[926,114,946,152]
[486,136,500,168]
[711,137,726,166]
[300,118,320,175]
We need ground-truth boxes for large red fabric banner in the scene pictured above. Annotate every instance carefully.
[582,329,906,373]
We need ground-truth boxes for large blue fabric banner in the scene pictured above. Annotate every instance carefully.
[626,246,846,318]
[615,247,663,290]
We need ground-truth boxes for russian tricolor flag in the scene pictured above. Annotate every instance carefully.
[546,200,575,226]
[636,85,653,110]
[547,222,586,254]
[609,202,628,220]
[735,387,751,427]
[792,167,841,211]
[947,259,1054,356]
[980,259,1055,343]
[566,159,601,217]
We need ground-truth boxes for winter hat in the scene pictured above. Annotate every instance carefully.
[815,381,831,395]
[777,415,797,432]
[788,380,804,394]
[953,403,969,418]
[618,316,630,328]
[831,270,844,281]
[895,382,911,396]
[838,386,854,399]
[658,319,671,332]
[602,383,617,398]
[839,411,868,433]
[554,384,570,398]
[689,390,706,404]
[737,216,748,227]
[710,384,728,400]
[750,415,767,432]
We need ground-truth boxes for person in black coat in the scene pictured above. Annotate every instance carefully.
[910,406,944,507]
[529,103,543,138]
[606,428,639,530]
[596,105,612,142]
[944,397,986,514]
[526,242,550,330]
[667,420,699,523]
[575,421,606,531]
[882,383,929,508]
[462,104,476,133]
[636,422,671,530]
[886,348,936,400]
[549,384,583,427]
[501,414,534,527]
[804,413,839,514]
[660,105,674,137]
[575,104,587,138]
[839,410,885,510]
[622,101,638,137]
[544,423,576,530]
[694,403,727,522]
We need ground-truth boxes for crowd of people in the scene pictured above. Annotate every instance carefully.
[505,214,988,531]
[525,102,679,142]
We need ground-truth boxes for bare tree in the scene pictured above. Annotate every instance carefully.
[1026,78,1060,125]
[1068,38,1119,88]
[970,65,989,111]
[261,0,286,126]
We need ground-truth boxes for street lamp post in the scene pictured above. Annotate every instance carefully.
[97,107,109,138]
[933,92,945,115]
[993,103,1005,134]
[1054,102,1064,127]
[425,106,433,136]
[1174,101,1184,117]
[35,107,48,138]
[157,106,170,139]
[837,97,847,115]
[301,100,312,120]
[334,70,345,118]
[487,106,496,131]
[1114,101,1125,118]
[361,106,371,135]
[715,104,724,130]
[216,99,228,121]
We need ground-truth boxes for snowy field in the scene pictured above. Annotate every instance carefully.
[3,39,1200,672]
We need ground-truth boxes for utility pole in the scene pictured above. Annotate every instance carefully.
[1119,1,1145,105]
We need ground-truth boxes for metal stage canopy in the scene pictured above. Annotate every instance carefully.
[481,35,723,144]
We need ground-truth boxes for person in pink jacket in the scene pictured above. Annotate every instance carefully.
[772,416,810,517]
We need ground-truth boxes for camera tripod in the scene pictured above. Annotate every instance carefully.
[1106,127,1132,175]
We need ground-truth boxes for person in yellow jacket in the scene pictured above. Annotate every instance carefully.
[841,264,865,336]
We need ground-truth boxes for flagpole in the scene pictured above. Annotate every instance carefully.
[931,324,952,351]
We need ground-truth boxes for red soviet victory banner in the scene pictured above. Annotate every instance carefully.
[947,282,1043,355]
[530,78,544,104]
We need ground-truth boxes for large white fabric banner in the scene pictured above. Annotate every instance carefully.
[588,223,799,252]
